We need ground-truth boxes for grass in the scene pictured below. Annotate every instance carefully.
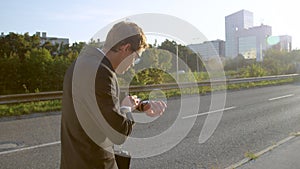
[244,151,258,160]
[0,77,297,118]
[290,132,300,136]
[0,100,61,118]
[132,77,295,99]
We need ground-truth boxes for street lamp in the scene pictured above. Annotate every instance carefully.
[176,45,179,81]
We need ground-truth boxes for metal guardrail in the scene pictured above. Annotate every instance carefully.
[0,74,299,105]
[121,74,299,92]
[0,91,63,105]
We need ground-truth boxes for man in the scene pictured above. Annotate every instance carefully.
[60,21,167,169]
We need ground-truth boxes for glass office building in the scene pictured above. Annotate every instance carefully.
[238,36,257,59]
[237,25,272,61]
[225,10,253,58]
[225,10,276,61]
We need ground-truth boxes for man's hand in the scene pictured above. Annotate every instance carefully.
[122,95,167,117]
[121,95,140,111]
[144,101,167,117]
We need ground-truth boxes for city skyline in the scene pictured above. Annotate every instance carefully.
[1,0,299,49]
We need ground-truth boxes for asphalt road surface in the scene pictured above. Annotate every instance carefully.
[1,83,300,169]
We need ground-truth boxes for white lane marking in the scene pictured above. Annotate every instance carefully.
[268,94,294,101]
[0,141,60,156]
[182,107,236,119]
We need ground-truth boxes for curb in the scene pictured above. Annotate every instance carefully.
[225,132,300,169]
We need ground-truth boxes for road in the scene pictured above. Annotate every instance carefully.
[0,83,300,169]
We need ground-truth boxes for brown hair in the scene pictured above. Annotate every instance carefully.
[104,21,148,52]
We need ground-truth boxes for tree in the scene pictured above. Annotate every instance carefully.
[158,39,204,72]
[20,48,54,92]
[119,48,173,85]
[241,63,267,77]
[134,48,172,71]
[224,54,255,71]
[70,42,86,54]
[0,54,21,94]
[263,49,297,75]
[0,32,83,94]
[0,32,41,60]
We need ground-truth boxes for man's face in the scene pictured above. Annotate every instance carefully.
[115,48,142,74]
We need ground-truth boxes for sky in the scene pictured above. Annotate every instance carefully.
[1,0,299,49]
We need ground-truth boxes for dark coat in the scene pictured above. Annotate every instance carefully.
[60,46,134,169]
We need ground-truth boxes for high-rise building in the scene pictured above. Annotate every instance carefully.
[225,10,282,61]
[237,24,272,61]
[268,35,292,52]
[225,10,253,58]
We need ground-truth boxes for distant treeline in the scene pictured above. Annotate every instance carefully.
[0,32,85,94]
[1,33,300,95]
[0,34,205,95]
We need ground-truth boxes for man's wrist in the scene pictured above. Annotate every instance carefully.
[120,106,134,122]
[120,106,131,113]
